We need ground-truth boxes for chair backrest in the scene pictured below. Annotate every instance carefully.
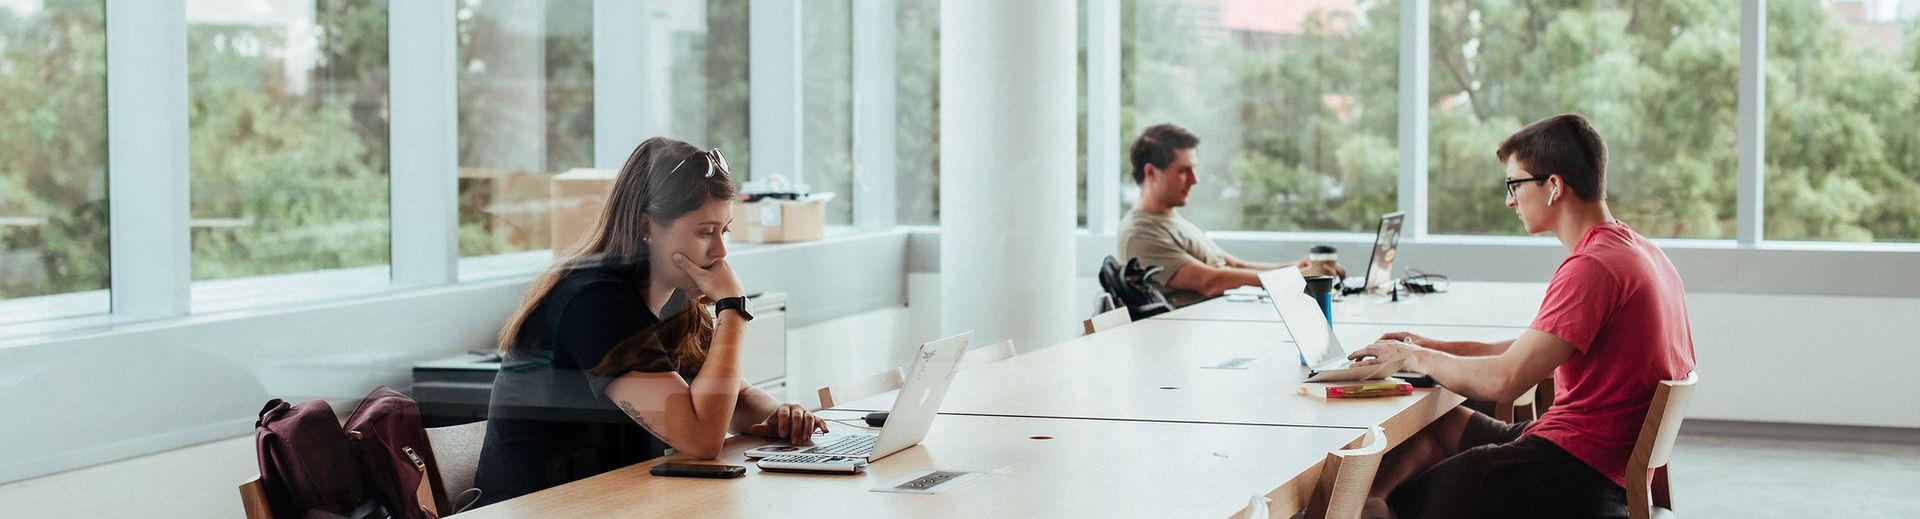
[1082,307,1133,335]
[1495,382,1542,423]
[957,339,1018,370]
[817,367,905,409]
[1304,427,1389,519]
[425,420,488,511]
[1627,371,1698,519]
[239,476,273,519]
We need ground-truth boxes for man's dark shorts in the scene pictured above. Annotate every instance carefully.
[1386,409,1628,519]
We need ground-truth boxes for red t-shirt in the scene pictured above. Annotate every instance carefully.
[1522,221,1696,488]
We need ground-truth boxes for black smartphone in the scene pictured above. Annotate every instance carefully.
[650,463,746,479]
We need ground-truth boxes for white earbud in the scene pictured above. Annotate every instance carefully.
[1549,185,1558,206]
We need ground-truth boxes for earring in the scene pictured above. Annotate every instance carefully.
[643,236,652,245]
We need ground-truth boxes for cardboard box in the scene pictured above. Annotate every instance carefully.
[459,167,551,252]
[549,168,619,254]
[730,199,825,243]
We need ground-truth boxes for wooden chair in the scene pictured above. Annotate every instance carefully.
[957,339,1018,370]
[238,476,273,519]
[1628,371,1698,519]
[1302,426,1389,519]
[426,420,489,513]
[1494,383,1540,423]
[1492,377,1555,423]
[816,367,905,409]
[1082,307,1132,335]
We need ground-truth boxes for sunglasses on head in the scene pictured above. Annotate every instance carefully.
[668,148,729,178]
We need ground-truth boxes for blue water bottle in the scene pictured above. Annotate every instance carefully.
[1303,276,1337,324]
[1301,275,1337,366]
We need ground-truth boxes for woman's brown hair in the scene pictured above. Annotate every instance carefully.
[496,137,738,370]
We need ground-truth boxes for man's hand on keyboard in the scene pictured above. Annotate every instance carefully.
[747,403,830,445]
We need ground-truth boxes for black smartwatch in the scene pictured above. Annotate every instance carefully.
[714,296,753,321]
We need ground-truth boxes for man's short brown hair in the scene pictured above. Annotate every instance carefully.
[1496,113,1607,201]
[1130,123,1200,185]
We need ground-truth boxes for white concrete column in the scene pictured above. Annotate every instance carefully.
[939,0,1079,350]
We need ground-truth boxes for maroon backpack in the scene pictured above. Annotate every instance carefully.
[254,399,375,518]
[254,387,449,518]
[343,386,449,519]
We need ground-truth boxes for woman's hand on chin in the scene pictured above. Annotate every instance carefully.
[671,253,745,301]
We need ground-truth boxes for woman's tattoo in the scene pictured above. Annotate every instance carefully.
[616,400,671,442]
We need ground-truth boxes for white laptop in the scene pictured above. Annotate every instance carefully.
[745,331,973,471]
[1259,267,1403,382]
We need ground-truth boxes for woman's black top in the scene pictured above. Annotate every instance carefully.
[472,264,701,506]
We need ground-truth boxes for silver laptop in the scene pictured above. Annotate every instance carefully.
[745,331,973,468]
[1345,211,1405,295]
[1259,267,1402,382]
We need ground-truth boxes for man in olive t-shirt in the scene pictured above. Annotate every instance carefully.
[1117,124,1322,307]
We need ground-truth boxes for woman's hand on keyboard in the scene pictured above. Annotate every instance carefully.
[747,403,829,445]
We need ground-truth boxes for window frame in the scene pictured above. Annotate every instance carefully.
[11,0,1920,342]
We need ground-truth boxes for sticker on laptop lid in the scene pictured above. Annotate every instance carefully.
[870,470,984,494]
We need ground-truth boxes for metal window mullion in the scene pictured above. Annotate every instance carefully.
[1397,0,1430,240]
[594,0,652,168]
[389,0,458,288]
[853,0,898,231]
[1736,0,1766,246]
[750,0,804,184]
[106,0,191,321]
[1087,0,1122,236]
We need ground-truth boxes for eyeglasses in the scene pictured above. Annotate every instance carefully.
[1503,175,1550,198]
[668,148,729,178]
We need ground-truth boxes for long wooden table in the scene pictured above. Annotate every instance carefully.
[1155,281,1545,328]
[833,318,1510,447]
[459,411,1365,518]
[466,283,1544,518]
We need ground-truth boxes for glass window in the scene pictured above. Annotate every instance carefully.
[456,0,593,268]
[1124,0,1399,232]
[896,0,939,225]
[0,0,109,323]
[1765,0,1920,242]
[688,0,752,181]
[803,0,853,225]
[1428,0,1739,238]
[185,1,391,290]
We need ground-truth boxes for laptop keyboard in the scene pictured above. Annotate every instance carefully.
[796,433,878,456]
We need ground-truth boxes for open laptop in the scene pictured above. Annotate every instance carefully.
[1260,267,1403,382]
[1344,211,1405,295]
[745,331,974,471]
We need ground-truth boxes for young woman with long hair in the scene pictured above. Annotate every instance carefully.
[473,137,825,505]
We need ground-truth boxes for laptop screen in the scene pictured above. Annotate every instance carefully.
[871,331,972,459]
[1257,267,1343,366]
[1363,212,1406,294]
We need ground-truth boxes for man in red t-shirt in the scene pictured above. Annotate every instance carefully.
[1346,114,1697,518]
